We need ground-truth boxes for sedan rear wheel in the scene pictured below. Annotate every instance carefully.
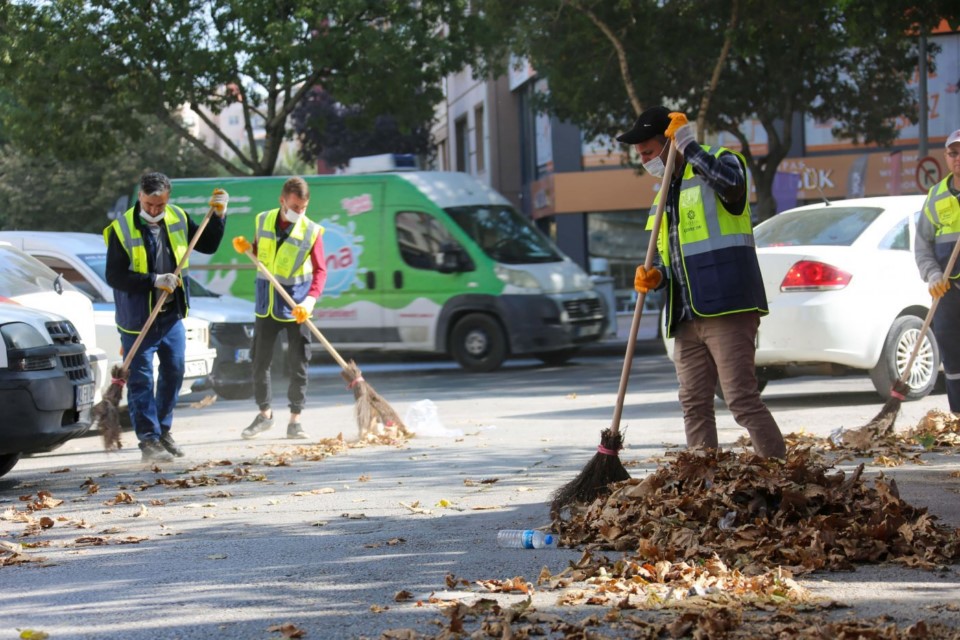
[869,315,940,401]
[0,453,21,479]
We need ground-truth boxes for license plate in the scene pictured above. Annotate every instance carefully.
[576,323,601,337]
[235,348,251,363]
[185,359,208,377]
[75,382,95,411]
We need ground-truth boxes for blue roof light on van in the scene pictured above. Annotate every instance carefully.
[345,154,419,175]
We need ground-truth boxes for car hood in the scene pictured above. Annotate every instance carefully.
[511,259,593,294]
[188,295,256,323]
[7,291,98,349]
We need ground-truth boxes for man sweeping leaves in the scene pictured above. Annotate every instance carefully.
[234,177,327,441]
[104,172,227,462]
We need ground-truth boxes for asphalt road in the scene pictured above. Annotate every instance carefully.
[2,340,958,639]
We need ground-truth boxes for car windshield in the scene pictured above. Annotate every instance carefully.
[445,205,562,264]
[755,206,883,247]
[79,253,216,296]
[0,245,81,296]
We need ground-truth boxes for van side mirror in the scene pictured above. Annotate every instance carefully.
[435,243,474,273]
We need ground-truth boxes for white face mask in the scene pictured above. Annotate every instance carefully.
[283,208,304,224]
[139,209,165,224]
[642,156,665,178]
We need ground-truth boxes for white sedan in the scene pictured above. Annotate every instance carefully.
[663,195,939,400]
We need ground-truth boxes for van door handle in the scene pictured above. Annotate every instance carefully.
[366,271,376,289]
[393,270,403,289]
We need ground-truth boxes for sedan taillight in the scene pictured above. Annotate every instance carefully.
[780,260,852,291]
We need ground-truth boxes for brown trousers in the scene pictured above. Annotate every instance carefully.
[672,312,786,458]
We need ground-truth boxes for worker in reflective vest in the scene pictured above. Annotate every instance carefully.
[104,172,227,463]
[233,177,327,441]
[916,128,960,414]
[618,105,785,459]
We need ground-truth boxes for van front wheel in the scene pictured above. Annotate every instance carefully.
[450,313,507,373]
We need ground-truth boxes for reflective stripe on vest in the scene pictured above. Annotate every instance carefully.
[104,205,191,333]
[646,146,755,266]
[254,209,323,321]
[255,209,322,286]
[923,177,960,279]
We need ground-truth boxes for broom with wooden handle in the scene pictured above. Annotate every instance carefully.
[855,232,960,437]
[94,193,224,451]
[235,244,409,439]
[551,140,678,516]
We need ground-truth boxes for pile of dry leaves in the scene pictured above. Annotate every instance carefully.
[555,448,960,574]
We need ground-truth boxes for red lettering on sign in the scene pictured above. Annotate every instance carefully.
[326,247,354,270]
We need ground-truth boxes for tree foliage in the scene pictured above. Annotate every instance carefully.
[475,0,959,220]
[0,0,485,176]
[0,117,220,232]
[292,88,435,170]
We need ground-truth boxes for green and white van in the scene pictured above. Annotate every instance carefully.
[163,156,606,372]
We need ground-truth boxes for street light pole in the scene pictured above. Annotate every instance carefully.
[918,32,928,159]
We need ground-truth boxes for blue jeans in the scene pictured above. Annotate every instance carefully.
[120,312,186,443]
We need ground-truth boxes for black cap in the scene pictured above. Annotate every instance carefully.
[616,106,671,144]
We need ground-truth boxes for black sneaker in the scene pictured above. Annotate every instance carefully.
[286,422,308,439]
[159,432,185,457]
[242,413,274,439]
[140,439,174,463]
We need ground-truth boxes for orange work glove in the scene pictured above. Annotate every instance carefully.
[634,266,662,293]
[928,276,951,300]
[292,305,310,324]
[233,236,252,254]
[208,188,229,217]
[664,112,688,139]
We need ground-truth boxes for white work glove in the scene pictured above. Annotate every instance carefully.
[154,273,180,294]
[208,189,229,218]
[672,122,697,154]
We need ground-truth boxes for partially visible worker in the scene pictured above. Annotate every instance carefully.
[916,128,960,414]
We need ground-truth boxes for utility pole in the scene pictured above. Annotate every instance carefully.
[919,32,928,159]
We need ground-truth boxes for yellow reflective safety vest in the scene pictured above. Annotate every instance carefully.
[103,206,190,334]
[254,209,324,321]
[645,146,767,334]
[922,176,960,279]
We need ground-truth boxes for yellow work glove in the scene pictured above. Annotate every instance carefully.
[634,266,662,293]
[929,275,951,300]
[233,236,252,254]
[666,112,696,152]
[664,112,688,138]
[208,188,229,218]
[292,295,317,324]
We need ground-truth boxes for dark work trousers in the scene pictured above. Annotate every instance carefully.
[250,315,311,415]
[672,311,786,458]
[932,285,960,413]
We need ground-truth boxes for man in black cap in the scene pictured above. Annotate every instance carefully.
[618,106,785,459]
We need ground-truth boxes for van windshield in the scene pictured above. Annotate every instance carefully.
[80,253,216,297]
[445,205,562,264]
[0,245,80,296]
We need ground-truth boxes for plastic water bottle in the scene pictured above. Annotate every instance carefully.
[496,529,558,549]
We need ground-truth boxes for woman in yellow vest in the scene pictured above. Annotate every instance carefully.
[618,106,785,459]
[916,129,960,414]
[104,172,227,463]
[233,177,327,440]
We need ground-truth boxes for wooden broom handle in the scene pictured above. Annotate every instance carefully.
[609,141,678,436]
[897,231,960,385]
[240,249,351,372]
[119,207,217,373]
